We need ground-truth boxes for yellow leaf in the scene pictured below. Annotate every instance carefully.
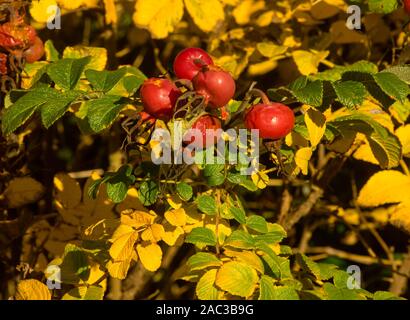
[109,226,139,261]
[224,250,264,274]
[390,201,410,234]
[304,107,326,147]
[57,0,84,10]
[184,0,225,32]
[137,243,162,272]
[256,10,274,27]
[54,173,82,209]
[133,0,184,39]
[103,0,117,24]
[120,210,156,228]
[215,261,258,297]
[220,0,240,5]
[353,135,379,166]
[63,46,107,71]
[107,260,132,280]
[165,208,187,227]
[292,50,329,75]
[251,171,269,189]
[396,125,410,157]
[256,42,287,58]
[22,62,48,89]
[196,269,220,300]
[295,147,313,175]
[15,279,51,300]
[162,223,185,246]
[166,194,183,209]
[232,0,265,25]
[323,0,347,10]
[5,177,44,208]
[248,59,278,76]
[86,263,107,292]
[357,170,410,207]
[141,223,165,242]
[285,131,309,147]
[30,0,58,23]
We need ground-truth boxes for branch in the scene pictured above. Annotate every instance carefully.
[299,247,402,266]
[389,246,410,296]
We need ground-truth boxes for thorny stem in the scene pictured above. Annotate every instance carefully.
[215,189,221,256]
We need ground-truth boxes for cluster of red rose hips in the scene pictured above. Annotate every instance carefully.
[0,14,44,74]
[139,47,295,148]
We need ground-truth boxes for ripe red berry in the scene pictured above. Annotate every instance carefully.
[0,22,37,49]
[193,66,236,109]
[173,47,214,81]
[23,36,44,63]
[184,115,222,149]
[0,53,7,75]
[245,103,295,140]
[140,78,181,121]
[404,0,410,14]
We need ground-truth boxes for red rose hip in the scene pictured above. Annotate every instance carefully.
[193,66,236,109]
[404,0,410,14]
[173,47,213,81]
[23,36,44,63]
[245,103,295,140]
[184,115,222,149]
[140,78,181,121]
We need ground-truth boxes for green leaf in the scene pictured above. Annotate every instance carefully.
[373,291,404,300]
[40,91,81,128]
[373,72,410,104]
[292,80,323,107]
[86,95,125,132]
[176,182,193,201]
[329,113,401,168]
[106,165,135,203]
[215,261,258,298]
[47,57,91,90]
[60,244,90,284]
[62,286,104,300]
[246,215,268,233]
[203,164,225,186]
[138,180,159,206]
[187,252,222,271]
[44,40,60,62]
[368,0,398,14]
[227,172,258,191]
[323,283,363,300]
[1,89,47,135]
[383,65,410,84]
[262,255,292,280]
[332,81,367,109]
[107,66,147,96]
[296,253,321,279]
[85,68,127,92]
[185,227,217,246]
[254,233,284,244]
[258,275,276,300]
[206,173,225,186]
[311,61,378,82]
[317,263,339,281]
[341,71,394,108]
[229,206,246,224]
[225,230,255,249]
[197,195,217,215]
[259,276,300,300]
[196,269,220,300]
